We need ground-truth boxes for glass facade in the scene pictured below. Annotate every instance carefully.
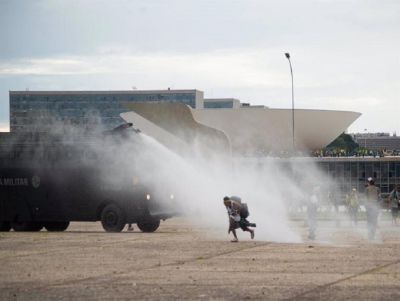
[203,98,240,109]
[241,157,400,198]
[317,159,400,196]
[204,100,234,109]
[10,91,200,132]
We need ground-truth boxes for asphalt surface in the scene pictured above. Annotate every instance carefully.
[1,218,400,300]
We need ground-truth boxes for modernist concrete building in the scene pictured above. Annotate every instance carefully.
[353,133,400,151]
[121,102,361,155]
[8,89,361,153]
[9,90,204,132]
[192,107,360,154]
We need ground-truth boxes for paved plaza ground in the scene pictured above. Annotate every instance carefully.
[1,218,400,300]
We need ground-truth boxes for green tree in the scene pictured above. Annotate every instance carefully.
[327,133,359,152]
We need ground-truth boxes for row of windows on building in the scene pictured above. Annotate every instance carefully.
[9,91,202,132]
[11,103,126,110]
[11,116,123,126]
[11,100,195,111]
[11,94,196,104]
[204,100,234,109]
[11,109,126,119]
[319,162,400,178]
[318,162,400,194]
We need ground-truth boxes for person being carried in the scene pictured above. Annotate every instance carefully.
[223,196,255,242]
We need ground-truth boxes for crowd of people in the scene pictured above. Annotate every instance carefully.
[221,179,400,242]
[126,182,399,242]
[301,179,400,240]
[312,148,400,158]
[241,148,400,158]
[221,177,400,242]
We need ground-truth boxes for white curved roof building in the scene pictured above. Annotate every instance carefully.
[8,89,360,155]
[121,101,361,155]
[192,107,361,154]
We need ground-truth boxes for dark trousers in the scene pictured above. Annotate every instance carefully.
[391,207,399,220]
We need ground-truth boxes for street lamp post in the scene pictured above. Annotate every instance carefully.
[285,52,295,154]
[364,128,367,149]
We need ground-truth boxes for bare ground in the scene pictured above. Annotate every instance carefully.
[1,218,400,300]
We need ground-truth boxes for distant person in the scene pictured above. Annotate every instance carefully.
[346,188,360,226]
[223,196,255,242]
[388,185,400,226]
[365,177,380,239]
[127,176,140,232]
[307,186,320,240]
[328,190,341,227]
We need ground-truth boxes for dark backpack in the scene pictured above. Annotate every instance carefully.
[240,203,249,218]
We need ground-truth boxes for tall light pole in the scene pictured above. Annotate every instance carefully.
[364,128,367,149]
[285,52,295,154]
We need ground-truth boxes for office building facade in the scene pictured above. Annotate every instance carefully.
[353,135,400,151]
[9,90,204,132]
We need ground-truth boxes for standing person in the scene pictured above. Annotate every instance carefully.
[307,186,319,240]
[365,177,380,240]
[127,176,141,232]
[223,196,255,242]
[328,190,341,227]
[388,185,400,225]
[346,188,360,226]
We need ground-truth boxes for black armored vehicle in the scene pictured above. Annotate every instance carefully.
[0,124,174,232]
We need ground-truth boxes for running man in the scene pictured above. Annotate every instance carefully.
[223,196,255,242]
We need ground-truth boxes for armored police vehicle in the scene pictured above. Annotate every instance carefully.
[0,123,173,232]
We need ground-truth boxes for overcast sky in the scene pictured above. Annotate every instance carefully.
[0,0,399,133]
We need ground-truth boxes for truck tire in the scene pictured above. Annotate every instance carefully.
[0,222,11,232]
[44,222,70,232]
[137,218,160,233]
[101,204,126,232]
[12,221,43,232]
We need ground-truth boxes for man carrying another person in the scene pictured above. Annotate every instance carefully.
[223,196,256,242]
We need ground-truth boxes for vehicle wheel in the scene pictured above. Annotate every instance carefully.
[12,221,43,232]
[0,222,11,232]
[137,218,160,233]
[44,222,70,232]
[101,204,126,232]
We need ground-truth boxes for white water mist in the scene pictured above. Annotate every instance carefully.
[121,133,310,242]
